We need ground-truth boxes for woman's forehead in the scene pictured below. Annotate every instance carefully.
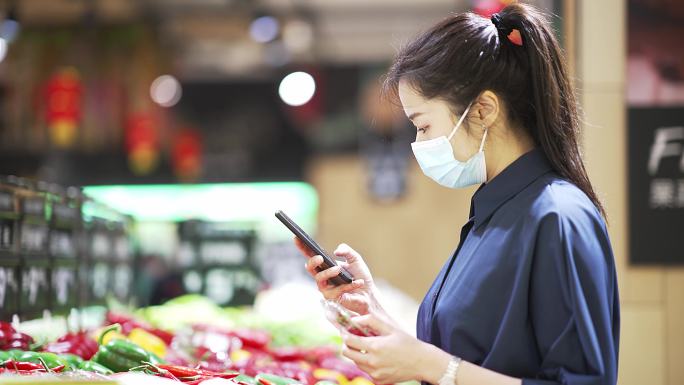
[398,83,430,112]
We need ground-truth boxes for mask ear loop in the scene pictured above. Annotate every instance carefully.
[447,101,474,141]
[478,124,488,152]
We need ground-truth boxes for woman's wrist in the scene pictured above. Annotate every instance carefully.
[416,341,453,384]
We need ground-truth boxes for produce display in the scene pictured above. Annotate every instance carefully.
[0,295,376,385]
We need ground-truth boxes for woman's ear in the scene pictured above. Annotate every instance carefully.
[471,90,500,128]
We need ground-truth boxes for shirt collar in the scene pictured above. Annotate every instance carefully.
[471,148,553,229]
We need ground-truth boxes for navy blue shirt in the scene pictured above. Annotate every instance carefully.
[417,149,619,385]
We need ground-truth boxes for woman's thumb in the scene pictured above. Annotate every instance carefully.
[334,243,359,262]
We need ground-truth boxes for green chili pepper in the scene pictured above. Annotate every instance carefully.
[256,373,301,385]
[60,353,84,367]
[0,351,10,361]
[235,374,258,385]
[16,351,70,370]
[78,360,114,375]
[15,351,41,361]
[5,350,24,360]
[93,324,152,373]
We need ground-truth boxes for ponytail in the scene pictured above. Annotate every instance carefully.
[495,5,606,218]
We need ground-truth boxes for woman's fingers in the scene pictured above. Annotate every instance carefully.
[333,243,361,263]
[314,265,342,283]
[294,237,316,258]
[325,279,365,297]
[353,313,392,336]
[342,332,370,352]
[342,344,370,367]
[305,255,324,275]
[339,292,370,314]
[299,240,369,301]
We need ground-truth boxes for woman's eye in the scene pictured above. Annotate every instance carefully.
[417,126,428,133]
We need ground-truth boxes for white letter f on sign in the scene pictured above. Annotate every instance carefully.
[648,127,684,176]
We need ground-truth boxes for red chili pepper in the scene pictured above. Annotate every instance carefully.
[12,332,32,342]
[50,365,66,373]
[106,312,175,345]
[196,369,239,379]
[156,364,204,378]
[231,329,271,349]
[0,329,34,350]
[268,347,307,362]
[258,378,275,385]
[146,328,175,345]
[5,340,29,350]
[205,371,239,379]
[3,360,46,371]
[45,331,99,360]
[155,369,181,382]
[0,329,9,347]
[0,322,15,333]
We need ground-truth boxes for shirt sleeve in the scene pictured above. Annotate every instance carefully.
[522,208,619,385]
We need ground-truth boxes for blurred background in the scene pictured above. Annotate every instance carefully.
[0,0,682,385]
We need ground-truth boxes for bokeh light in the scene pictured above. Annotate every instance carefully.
[250,16,279,44]
[150,75,182,107]
[283,19,313,54]
[0,19,20,43]
[0,38,8,63]
[278,71,316,107]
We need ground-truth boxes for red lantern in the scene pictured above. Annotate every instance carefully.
[44,67,83,148]
[172,129,202,180]
[125,112,160,175]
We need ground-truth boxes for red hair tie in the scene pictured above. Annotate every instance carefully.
[507,29,523,46]
[490,13,523,46]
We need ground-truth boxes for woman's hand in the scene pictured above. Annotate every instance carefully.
[295,238,381,316]
[341,313,450,384]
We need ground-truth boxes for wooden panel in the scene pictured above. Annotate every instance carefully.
[665,269,684,385]
[581,85,666,304]
[563,0,577,80]
[619,304,665,385]
[578,0,626,87]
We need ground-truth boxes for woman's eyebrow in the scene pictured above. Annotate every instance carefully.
[407,112,423,121]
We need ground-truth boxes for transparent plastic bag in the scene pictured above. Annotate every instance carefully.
[321,300,375,337]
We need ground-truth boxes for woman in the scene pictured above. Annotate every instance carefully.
[296,3,619,385]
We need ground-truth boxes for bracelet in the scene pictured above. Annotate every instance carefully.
[438,356,462,385]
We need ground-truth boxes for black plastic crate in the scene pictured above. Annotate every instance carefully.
[0,189,17,251]
[50,202,80,259]
[51,259,79,314]
[88,219,113,262]
[0,256,20,321]
[177,220,260,306]
[87,260,112,306]
[19,195,50,257]
[111,262,133,303]
[18,257,51,319]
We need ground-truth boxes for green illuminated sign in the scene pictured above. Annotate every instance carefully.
[83,182,319,238]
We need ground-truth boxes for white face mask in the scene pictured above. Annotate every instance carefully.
[410,101,488,189]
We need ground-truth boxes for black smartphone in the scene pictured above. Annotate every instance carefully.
[275,210,354,286]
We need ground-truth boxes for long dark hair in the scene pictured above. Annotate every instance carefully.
[384,3,606,218]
